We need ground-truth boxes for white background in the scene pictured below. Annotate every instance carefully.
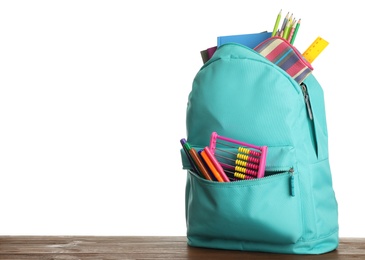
[0,1,363,237]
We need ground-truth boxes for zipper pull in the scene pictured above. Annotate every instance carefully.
[301,83,313,120]
[289,167,295,197]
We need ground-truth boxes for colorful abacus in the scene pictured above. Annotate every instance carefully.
[209,132,268,180]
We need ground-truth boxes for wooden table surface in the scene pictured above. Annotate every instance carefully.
[0,236,364,259]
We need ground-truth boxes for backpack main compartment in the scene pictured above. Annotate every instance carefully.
[181,43,339,254]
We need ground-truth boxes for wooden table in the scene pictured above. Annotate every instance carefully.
[0,236,364,259]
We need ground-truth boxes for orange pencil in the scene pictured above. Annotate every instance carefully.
[203,147,230,182]
[188,148,213,181]
[200,149,224,182]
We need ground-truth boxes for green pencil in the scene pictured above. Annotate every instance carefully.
[283,18,292,40]
[272,9,282,37]
[290,18,301,44]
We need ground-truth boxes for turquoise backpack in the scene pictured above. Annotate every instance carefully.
[180,43,339,254]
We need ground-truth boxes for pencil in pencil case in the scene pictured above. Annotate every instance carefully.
[254,36,313,84]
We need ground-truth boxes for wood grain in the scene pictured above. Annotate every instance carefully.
[0,236,363,259]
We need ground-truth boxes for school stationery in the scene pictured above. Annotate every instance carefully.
[180,42,338,254]
[282,18,292,40]
[217,31,271,49]
[272,10,301,44]
[302,36,329,63]
[290,18,301,44]
[199,148,225,182]
[287,19,297,43]
[200,49,209,64]
[180,138,199,174]
[209,132,267,179]
[279,12,289,33]
[204,146,230,182]
[181,139,212,181]
[271,9,282,37]
[254,36,313,84]
[200,46,217,64]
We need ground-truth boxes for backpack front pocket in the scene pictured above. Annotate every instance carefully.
[185,145,303,246]
[186,170,302,245]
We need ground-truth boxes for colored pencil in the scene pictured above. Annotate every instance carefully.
[290,18,301,44]
[272,9,282,37]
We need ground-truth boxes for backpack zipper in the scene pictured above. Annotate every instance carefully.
[301,82,319,157]
[301,82,313,120]
[289,167,295,197]
[237,167,296,197]
[264,167,295,196]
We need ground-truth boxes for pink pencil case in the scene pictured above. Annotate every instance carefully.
[254,36,313,84]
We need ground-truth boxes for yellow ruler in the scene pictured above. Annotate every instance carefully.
[302,36,329,63]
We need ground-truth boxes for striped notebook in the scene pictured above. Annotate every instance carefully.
[254,36,313,84]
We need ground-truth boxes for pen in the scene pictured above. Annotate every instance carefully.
[272,9,282,37]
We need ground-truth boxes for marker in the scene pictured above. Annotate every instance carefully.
[183,141,213,181]
[180,138,199,174]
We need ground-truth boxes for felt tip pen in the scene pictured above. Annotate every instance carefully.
[183,141,213,181]
[180,138,199,175]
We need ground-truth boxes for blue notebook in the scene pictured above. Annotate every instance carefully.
[217,31,272,49]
